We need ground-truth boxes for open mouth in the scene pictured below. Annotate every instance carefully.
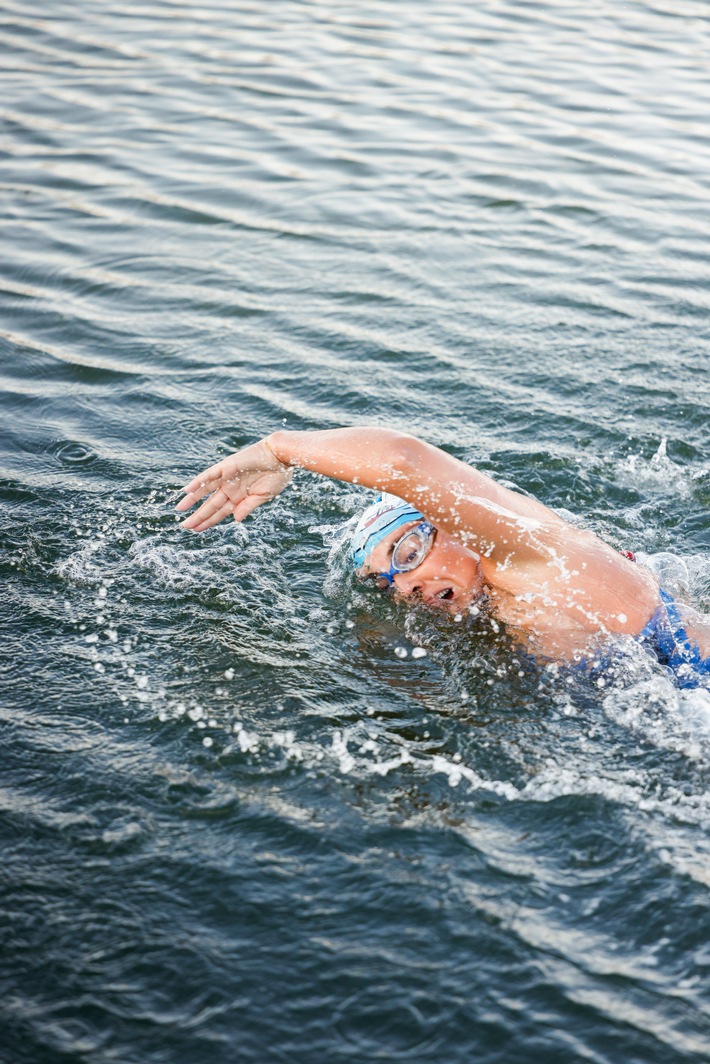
[390,585,458,607]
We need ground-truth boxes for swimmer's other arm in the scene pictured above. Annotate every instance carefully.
[176,427,562,563]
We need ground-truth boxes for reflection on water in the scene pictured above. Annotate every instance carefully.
[1,2,709,1062]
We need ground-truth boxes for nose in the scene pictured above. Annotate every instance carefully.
[392,571,421,596]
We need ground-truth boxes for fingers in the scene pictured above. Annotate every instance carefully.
[180,488,232,530]
[179,488,266,532]
[176,489,210,513]
[176,483,221,512]
[179,462,225,500]
[184,497,235,532]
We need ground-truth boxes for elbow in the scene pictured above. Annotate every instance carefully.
[380,431,425,490]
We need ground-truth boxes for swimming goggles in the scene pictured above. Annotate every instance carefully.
[362,521,437,591]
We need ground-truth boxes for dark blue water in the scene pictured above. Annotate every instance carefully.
[2,2,710,1061]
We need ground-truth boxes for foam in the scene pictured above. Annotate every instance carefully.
[616,437,695,500]
[603,677,710,763]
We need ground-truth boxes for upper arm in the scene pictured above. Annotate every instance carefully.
[395,437,565,562]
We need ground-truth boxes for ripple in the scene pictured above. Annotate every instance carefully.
[48,440,98,466]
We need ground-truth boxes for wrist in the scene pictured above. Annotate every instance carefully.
[264,432,290,467]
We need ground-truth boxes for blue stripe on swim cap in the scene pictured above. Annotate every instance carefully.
[351,495,425,569]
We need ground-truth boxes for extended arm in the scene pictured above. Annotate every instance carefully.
[176,426,563,564]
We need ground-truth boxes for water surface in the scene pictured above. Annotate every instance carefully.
[2,2,710,1061]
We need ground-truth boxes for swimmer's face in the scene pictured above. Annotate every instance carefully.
[361,523,484,612]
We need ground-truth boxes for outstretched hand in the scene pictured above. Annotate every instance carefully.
[176,439,293,532]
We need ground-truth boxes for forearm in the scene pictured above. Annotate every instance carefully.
[267,427,418,495]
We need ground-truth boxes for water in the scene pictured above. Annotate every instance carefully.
[2,2,710,1061]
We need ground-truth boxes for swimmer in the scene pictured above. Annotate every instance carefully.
[176,427,709,681]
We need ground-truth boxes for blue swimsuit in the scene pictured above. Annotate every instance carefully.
[638,589,710,689]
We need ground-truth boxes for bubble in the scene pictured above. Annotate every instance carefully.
[412,647,427,659]
[235,727,258,753]
[331,730,355,774]
[394,646,408,659]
